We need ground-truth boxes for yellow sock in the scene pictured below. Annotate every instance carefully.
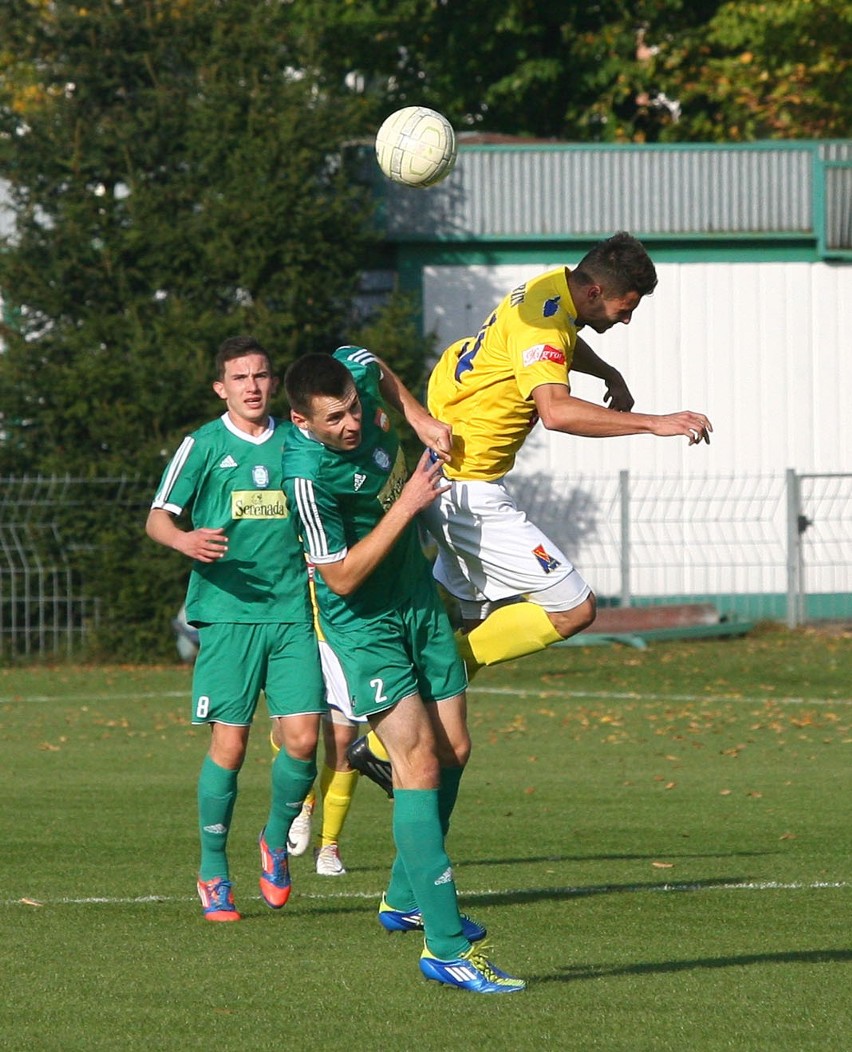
[459,602,562,672]
[319,765,358,846]
[454,629,483,681]
[365,729,390,762]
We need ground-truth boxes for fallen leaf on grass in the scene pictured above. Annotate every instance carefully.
[20,898,43,907]
[779,832,797,840]
[652,861,674,869]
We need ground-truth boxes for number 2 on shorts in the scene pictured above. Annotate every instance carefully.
[370,678,388,706]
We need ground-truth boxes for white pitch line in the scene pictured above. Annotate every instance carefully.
[4,880,848,908]
[0,691,187,704]
[470,686,852,706]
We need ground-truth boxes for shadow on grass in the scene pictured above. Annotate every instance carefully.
[535,948,852,983]
[328,850,779,882]
[456,850,780,867]
[268,875,771,924]
[459,876,759,908]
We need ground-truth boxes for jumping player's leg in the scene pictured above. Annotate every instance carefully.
[332,606,523,991]
[369,693,469,962]
[455,590,596,679]
[425,690,471,834]
[373,691,522,991]
[380,689,470,914]
[422,479,596,676]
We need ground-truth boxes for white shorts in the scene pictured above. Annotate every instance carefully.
[319,639,365,725]
[421,477,592,619]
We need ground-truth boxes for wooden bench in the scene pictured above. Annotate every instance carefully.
[557,602,754,649]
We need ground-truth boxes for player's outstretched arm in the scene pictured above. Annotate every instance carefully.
[570,335,635,411]
[316,451,449,597]
[533,384,712,445]
[145,508,229,563]
[373,355,452,461]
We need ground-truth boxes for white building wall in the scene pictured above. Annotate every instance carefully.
[422,260,852,479]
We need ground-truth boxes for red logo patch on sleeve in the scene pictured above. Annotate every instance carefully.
[541,345,566,365]
[522,344,566,367]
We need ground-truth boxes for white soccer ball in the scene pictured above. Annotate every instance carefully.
[375,106,457,188]
[172,603,199,664]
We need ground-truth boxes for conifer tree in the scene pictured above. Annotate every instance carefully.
[0,0,374,478]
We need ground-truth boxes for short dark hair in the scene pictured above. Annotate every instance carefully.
[284,353,353,415]
[573,231,658,298]
[215,335,272,379]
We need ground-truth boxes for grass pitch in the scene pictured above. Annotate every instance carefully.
[2,624,850,1051]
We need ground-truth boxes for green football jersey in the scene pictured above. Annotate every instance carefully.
[281,346,433,630]
[152,413,312,626]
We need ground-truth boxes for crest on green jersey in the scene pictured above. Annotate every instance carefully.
[372,448,391,471]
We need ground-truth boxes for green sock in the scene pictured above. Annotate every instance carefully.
[386,767,465,911]
[264,749,317,850]
[438,765,464,837]
[197,755,238,881]
[385,852,416,912]
[390,788,468,960]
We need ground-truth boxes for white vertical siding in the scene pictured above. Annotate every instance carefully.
[422,260,852,478]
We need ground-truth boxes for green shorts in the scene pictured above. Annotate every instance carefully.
[322,584,466,719]
[191,621,325,726]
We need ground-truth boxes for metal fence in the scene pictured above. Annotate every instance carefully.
[0,475,149,659]
[793,471,852,625]
[1,470,850,659]
[511,469,852,628]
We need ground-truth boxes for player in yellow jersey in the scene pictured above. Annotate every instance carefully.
[421,231,713,675]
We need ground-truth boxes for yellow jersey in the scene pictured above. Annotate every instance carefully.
[427,267,579,481]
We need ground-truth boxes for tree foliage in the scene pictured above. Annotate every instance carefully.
[0,0,376,479]
[280,0,850,141]
[655,0,852,140]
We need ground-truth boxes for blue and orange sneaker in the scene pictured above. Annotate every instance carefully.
[378,893,486,942]
[196,876,241,922]
[258,828,291,909]
[419,941,526,994]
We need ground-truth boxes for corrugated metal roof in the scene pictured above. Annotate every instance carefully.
[380,141,852,247]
